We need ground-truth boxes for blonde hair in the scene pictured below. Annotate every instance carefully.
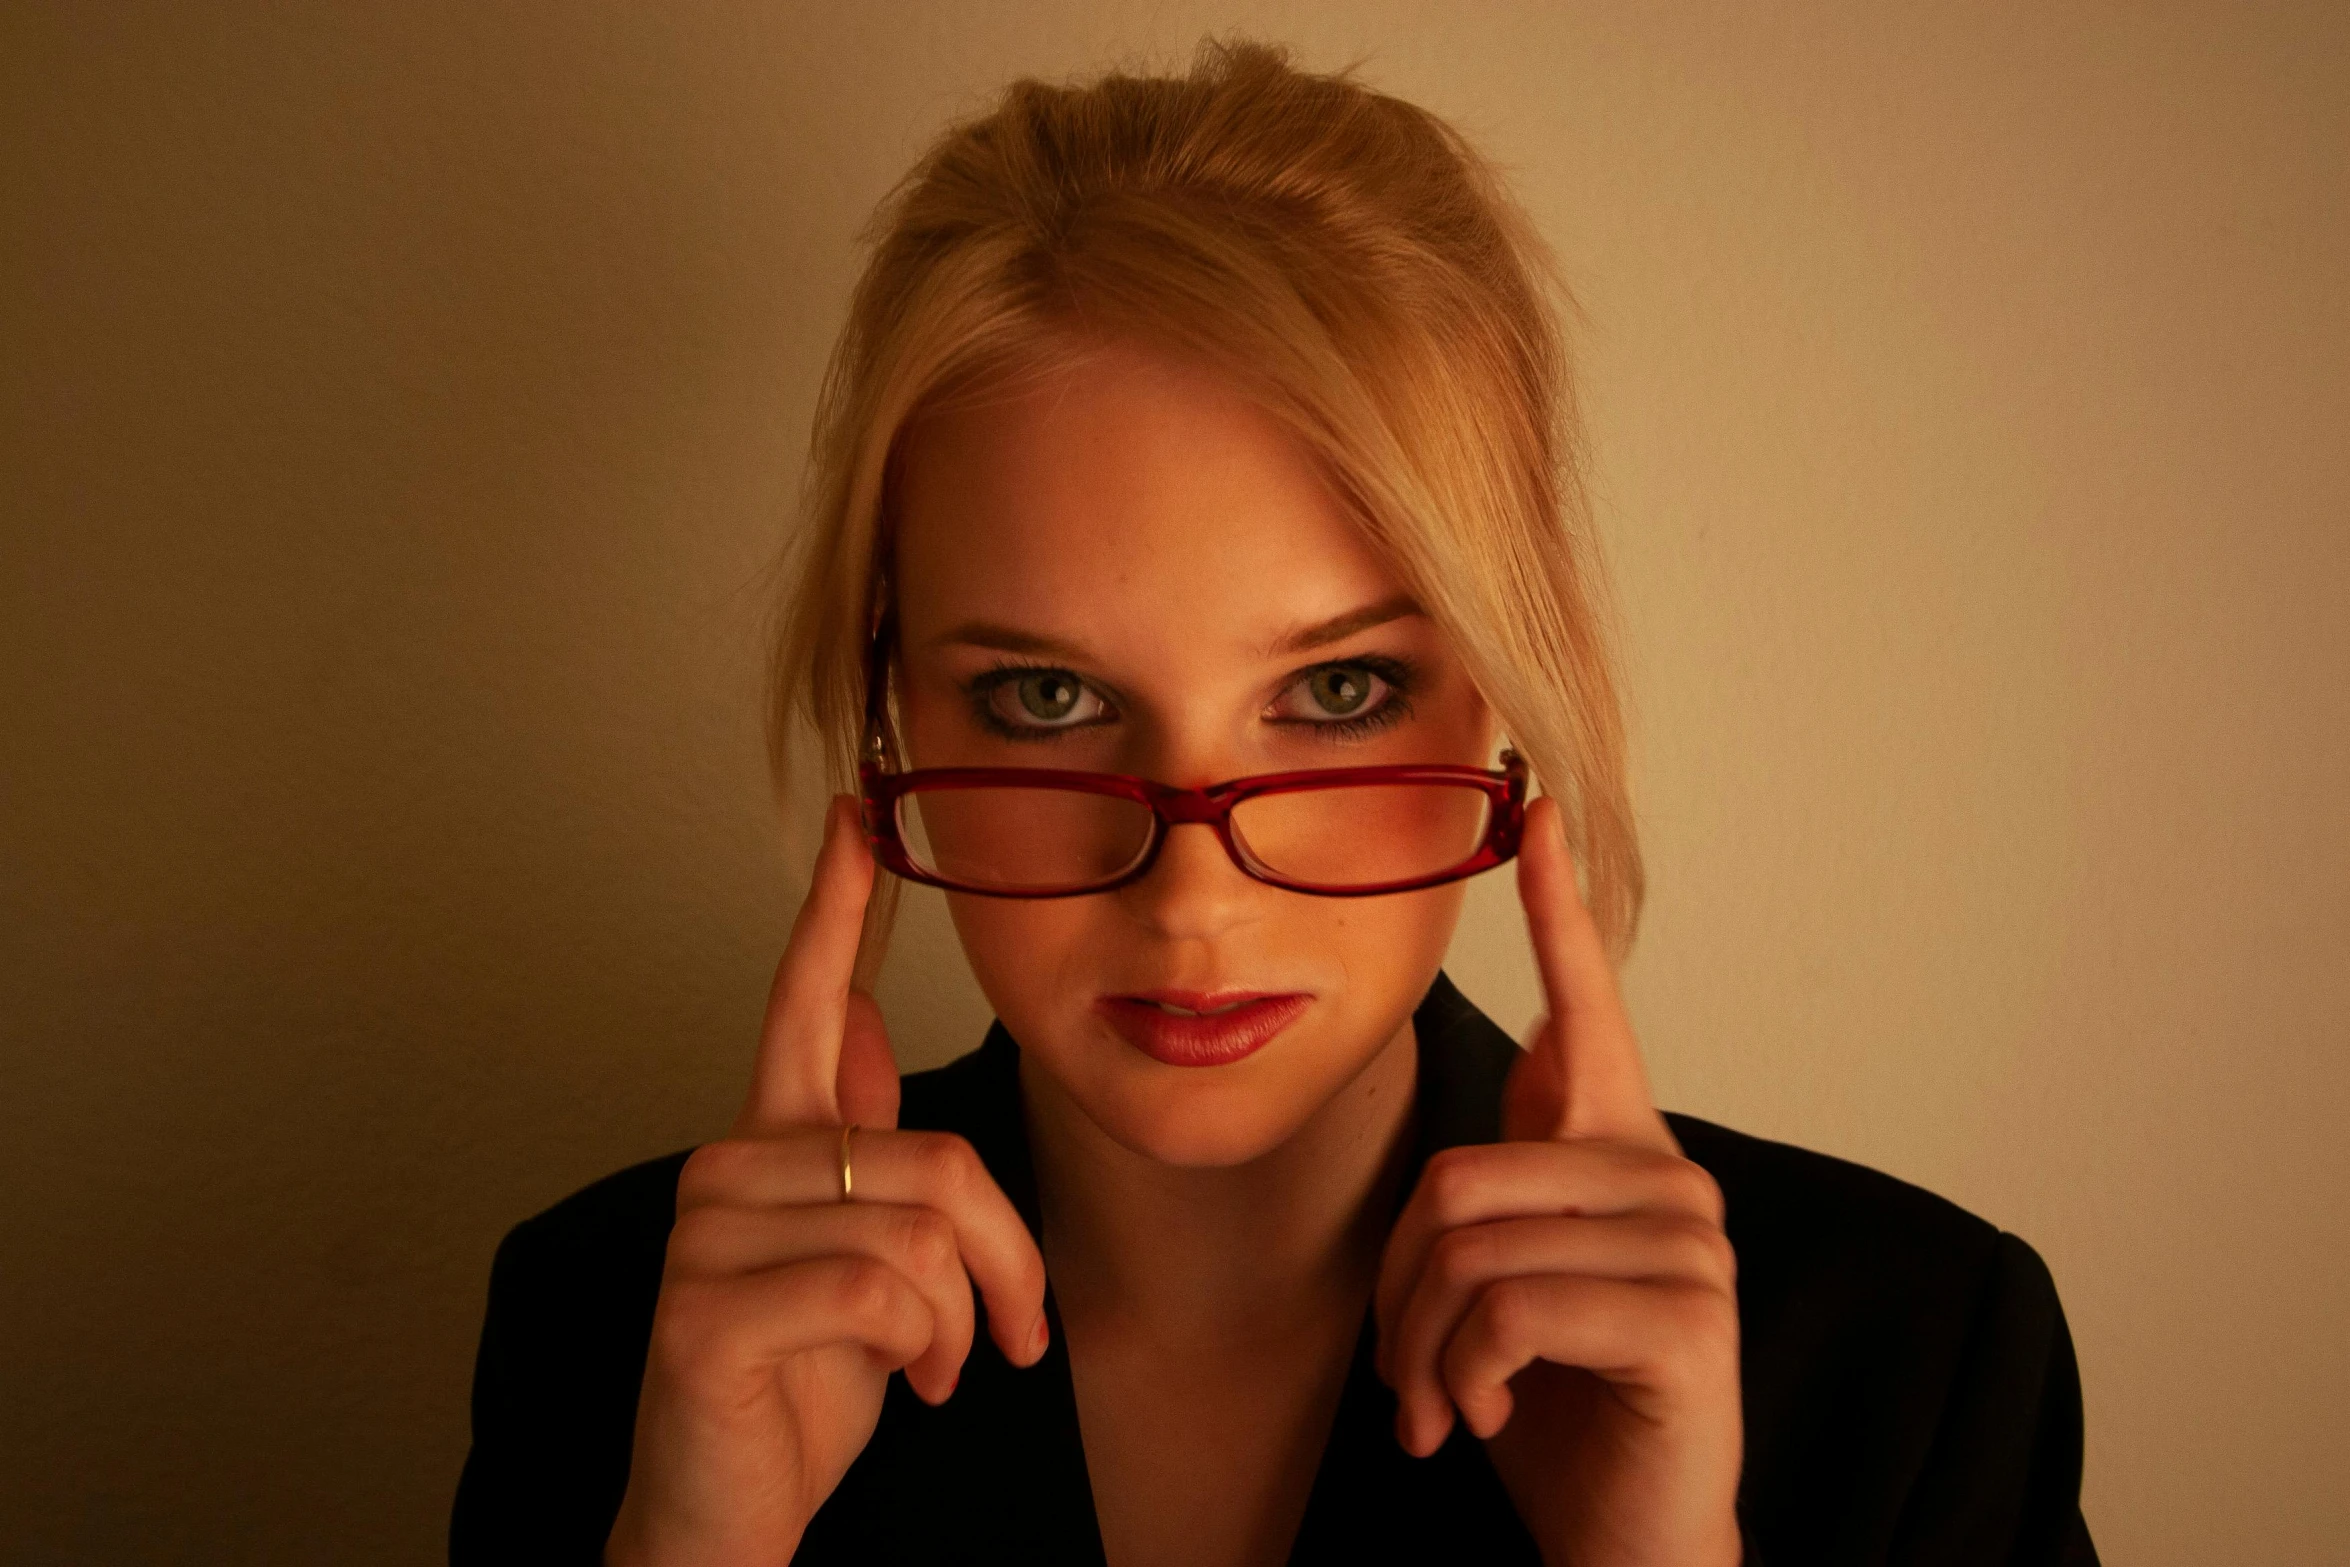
[768,38,1643,983]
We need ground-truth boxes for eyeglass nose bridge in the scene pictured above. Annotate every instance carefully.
[1144,784,1231,827]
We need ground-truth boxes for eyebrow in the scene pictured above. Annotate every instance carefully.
[929,622,1090,659]
[1267,593,1424,656]
[929,593,1425,663]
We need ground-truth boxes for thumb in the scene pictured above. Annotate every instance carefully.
[835,989,901,1130]
[1499,1012,1566,1144]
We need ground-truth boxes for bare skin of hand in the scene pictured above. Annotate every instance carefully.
[603,797,1050,1567]
[1373,797,1745,1567]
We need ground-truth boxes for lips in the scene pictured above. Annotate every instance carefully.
[1094,989,1313,1068]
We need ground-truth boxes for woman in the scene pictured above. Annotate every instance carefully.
[452,41,2094,1566]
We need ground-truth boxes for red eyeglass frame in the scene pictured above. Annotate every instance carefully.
[854,608,1529,899]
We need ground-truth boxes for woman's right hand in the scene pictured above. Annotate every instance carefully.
[604,796,1051,1566]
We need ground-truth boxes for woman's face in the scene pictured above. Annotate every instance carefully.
[891,336,1499,1167]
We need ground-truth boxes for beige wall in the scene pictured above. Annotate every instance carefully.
[4,2,2343,1560]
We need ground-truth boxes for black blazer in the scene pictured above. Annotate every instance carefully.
[451,973,2097,1564]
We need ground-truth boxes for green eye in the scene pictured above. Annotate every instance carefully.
[1266,656,1413,737]
[970,665,1110,738]
[1014,672,1083,722]
[1305,666,1372,716]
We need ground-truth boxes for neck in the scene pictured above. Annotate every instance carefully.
[1021,1021,1419,1347]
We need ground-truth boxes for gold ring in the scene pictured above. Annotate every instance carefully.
[837,1122,858,1203]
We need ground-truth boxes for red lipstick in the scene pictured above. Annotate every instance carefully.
[1094,989,1312,1068]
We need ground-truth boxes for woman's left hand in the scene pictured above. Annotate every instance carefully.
[1373,796,1744,1567]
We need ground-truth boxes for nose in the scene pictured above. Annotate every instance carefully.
[1118,815,1261,940]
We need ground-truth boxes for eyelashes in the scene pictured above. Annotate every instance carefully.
[960,656,1419,743]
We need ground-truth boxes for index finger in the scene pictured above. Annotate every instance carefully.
[737,794,876,1134]
[1517,795,1670,1149]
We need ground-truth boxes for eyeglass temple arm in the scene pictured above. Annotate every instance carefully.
[862,601,895,770]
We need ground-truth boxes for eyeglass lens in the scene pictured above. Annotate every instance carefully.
[895,782,1494,893]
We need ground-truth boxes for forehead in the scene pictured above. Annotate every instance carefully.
[890,338,1401,656]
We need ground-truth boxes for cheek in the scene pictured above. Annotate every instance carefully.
[1325,882,1469,1013]
[941,891,1106,1025]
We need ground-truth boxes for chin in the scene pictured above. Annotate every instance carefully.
[1090,1083,1309,1167]
[1041,1009,1386,1168]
